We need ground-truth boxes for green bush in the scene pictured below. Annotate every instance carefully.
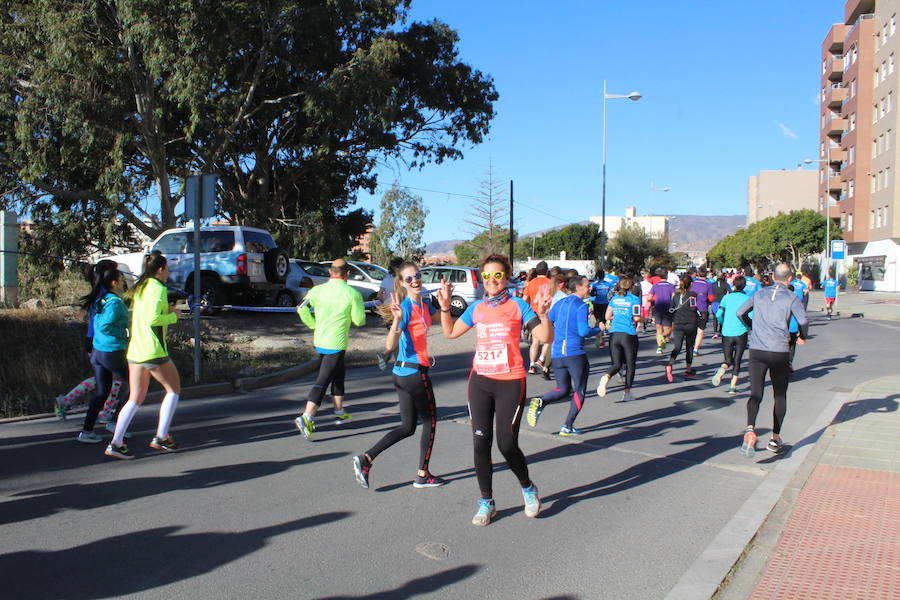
[847,264,859,288]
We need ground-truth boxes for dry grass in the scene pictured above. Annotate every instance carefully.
[0,308,312,418]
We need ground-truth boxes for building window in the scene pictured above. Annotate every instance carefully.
[849,146,855,164]
[892,14,897,36]
[853,45,858,63]
[883,23,888,43]
[873,138,878,158]
[890,92,894,113]
[870,210,875,228]
[871,174,877,193]
[823,59,827,75]
[851,79,857,97]
[850,113,857,130]
[874,103,879,123]
[849,179,855,197]
[881,98,886,117]
[875,66,880,87]
[883,61,888,83]
[886,167,891,189]
[848,213,853,231]
[891,54,896,74]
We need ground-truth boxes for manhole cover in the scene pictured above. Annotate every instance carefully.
[415,542,449,560]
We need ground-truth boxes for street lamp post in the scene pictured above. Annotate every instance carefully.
[600,81,641,269]
[804,158,835,277]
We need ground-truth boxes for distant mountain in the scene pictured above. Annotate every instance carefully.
[424,239,465,254]
[423,215,745,257]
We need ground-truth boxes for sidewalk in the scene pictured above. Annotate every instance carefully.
[727,374,900,600]
[808,289,900,322]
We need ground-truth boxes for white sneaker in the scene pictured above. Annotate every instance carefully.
[596,374,609,398]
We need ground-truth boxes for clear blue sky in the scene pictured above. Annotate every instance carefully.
[356,0,843,245]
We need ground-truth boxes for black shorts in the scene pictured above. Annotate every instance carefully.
[653,311,672,327]
[698,310,709,329]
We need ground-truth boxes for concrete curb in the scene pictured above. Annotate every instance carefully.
[663,375,878,600]
[0,358,320,424]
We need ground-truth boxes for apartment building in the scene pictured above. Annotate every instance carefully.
[746,170,818,226]
[819,0,900,291]
[588,206,669,238]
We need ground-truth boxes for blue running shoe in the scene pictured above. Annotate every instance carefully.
[471,498,496,526]
[294,414,315,441]
[559,426,584,436]
[522,483,541,517]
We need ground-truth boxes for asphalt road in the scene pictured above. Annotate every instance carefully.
[2,311,898,600]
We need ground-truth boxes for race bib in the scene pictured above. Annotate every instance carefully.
[474,343,510,375]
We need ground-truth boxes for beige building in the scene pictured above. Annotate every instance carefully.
[819,0,900,291]
[588,206,668,239]
[746,170,818,225]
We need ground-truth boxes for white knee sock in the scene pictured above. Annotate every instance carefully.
[156,392,180,439]
[113,401,140,446]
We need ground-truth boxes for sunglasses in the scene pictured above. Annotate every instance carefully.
[481,271,505,281]
[403,272,422,283]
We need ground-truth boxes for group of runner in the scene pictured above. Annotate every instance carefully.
[56,251,838,526]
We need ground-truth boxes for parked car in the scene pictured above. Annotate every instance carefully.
[319,260,389,304]
[101,226,289,312]
[282,259,330,306]
[420,265,483,316]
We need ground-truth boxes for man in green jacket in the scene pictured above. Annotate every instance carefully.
[295,258,367,440]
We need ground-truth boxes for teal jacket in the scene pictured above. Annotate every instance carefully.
[716,291,751,337]
[92,292,130,352]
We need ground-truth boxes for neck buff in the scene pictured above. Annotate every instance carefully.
[483,288,510,308]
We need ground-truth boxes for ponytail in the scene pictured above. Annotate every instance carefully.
[378,261,417,325]
[129,251,167,298]
[80,260,118,311]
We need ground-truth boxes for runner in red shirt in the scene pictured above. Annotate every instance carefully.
[523,260,552,379]
[438,254,552,527]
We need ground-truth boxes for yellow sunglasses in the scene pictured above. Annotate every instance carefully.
[481,271,505,280]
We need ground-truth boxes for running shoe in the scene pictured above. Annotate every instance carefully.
[333,411,353,425]
[622,391,635,402]
[104,443,134,460]
[375,352,388,371]
[54,395,67,421]
[665,364,674,383]
[559,426,584,436]
[693,348,702,357]
[711,365,727,387]
[76,431,103,444]
[684,369,696,379]
[655,347,663,355]
[104,423,132,438]
[541,368,551,381]
[413,474,446,488]
[471,498,496,526]
[596,374,610,398]
[352,455,370,489]
[522,483,541,518]
[526,397,544,427]
[767,439,784,454]
[740,428,757,458]
[294,414,315,441]
[727,386,739,395]
[150,436,179,452]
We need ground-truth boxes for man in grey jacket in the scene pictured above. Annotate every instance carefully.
[736,263,808,457]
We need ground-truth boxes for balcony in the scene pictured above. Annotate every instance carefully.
[827,56,845,81]
[845,0,875,26]
[826,117,847,137]
[826,86,847,108]
[825,24,849,52]
[828,147,846,163]
[827,177,842,193]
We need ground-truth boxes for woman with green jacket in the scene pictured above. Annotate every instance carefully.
[105,251,182,460]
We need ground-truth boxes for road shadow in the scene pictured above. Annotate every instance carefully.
[2,512,351,599]
[538,433,743,517]
[0,452,344,526]
[790,354,858,382]
[317,564,481,599]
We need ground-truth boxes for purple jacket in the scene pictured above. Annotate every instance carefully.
[690,278,714,312]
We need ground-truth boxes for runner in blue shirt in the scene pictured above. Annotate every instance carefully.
[742,267,762,296]
[590,270,613,347]
[527,276,601,435]
[596,277,642,402]
[822,274,839,319]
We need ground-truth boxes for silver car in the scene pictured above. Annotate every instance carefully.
[420,265,484,316]
[320,260,389,303]
[281,260,330,306]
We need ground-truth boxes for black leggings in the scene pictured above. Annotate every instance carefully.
[307,351,346,406]
[592,303,608,324]
[722,333,748,378]
[746,350,790,434]
[605,332,638,388]
[85,349,129,433]
[366,372,437,472]
[668,323,697,365]
[541,354,589,428]
[468,373,531,499]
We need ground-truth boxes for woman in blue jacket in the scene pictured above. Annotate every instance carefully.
[77,268,130,443]
[712,276,751,394]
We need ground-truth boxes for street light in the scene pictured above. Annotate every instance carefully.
[600,81,641,269]
[650,182,670,192]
